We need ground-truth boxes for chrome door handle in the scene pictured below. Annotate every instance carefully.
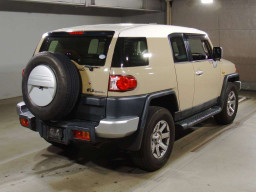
[195,70,204,76]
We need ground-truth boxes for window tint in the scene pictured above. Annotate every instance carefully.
[188,37,212,61]
[112,38,149,67]
[170,36,188,63]
[40,34,113,66]
[88,39,99,54]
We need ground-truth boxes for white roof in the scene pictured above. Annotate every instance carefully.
[52,23,207,38]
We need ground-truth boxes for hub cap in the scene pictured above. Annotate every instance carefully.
[27,65,57,107]
[227,91,236,116]
[151,120,170,159]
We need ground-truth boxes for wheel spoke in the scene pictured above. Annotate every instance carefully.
[155,123,160,132]
[159,123,167,133]
[159,142,168,151]
[156,145,161,157]
[229,107,235,113]
[230,92,235,100]
[151,142,156,153]
[230,100,236,105]
[162,132,170,139]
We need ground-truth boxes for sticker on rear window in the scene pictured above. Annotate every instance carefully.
[99,54,106,60]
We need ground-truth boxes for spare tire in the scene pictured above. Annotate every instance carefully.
[22,52,80,120]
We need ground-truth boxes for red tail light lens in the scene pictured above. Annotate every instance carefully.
[22,69,25,76]
[69,31,84,35]
[109,75,137,91]
[73,130,90,141]
[20,118,29,127]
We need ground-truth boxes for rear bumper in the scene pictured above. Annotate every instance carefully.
[96,117,139,138]
[17,102,139,143]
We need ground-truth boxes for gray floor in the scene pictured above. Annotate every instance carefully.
[0,92,256,192]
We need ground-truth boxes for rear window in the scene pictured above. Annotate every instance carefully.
[39,31,114,66]
[112,37,149,67]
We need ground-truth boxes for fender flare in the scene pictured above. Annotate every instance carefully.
[219,73,240,108]
[127,90,178,151]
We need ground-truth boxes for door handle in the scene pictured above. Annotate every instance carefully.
[195,70,204,76]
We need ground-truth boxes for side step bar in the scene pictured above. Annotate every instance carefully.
[176,106,222,129]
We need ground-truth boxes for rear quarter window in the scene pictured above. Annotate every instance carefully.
[112,37,149,67]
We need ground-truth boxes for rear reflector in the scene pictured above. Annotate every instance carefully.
[109,75,137,92]
[69,31,84,35]
[73,130,90,141]
[20,118,29,127]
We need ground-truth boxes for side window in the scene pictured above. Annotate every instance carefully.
[203,40,213,59]
[188,37,212,61]
[170,36,188,63]
[112,37,149,67]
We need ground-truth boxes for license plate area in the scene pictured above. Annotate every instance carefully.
[47,127,64,142]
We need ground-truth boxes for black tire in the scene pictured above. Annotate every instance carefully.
[215,83,238,125]
[22,52,80,120]
[133,106,175,172]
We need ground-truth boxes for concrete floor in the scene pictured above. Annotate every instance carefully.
[0,92,256,192]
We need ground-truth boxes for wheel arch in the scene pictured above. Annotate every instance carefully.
[149,93,179,117]
[219,73,240,108]
[127,90,179,151]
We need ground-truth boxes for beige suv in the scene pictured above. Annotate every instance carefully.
[17,24,241,171]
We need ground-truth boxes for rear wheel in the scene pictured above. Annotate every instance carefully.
[215,83,238,125]
[133,106,175,171]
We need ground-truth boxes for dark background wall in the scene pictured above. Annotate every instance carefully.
[172,0,256,90]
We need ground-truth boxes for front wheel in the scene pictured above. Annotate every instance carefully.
[132,106,175,171]
[215,83,238,125]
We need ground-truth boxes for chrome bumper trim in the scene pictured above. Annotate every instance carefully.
[16,101,27,115]
[17,101,35,119]
[95,117,139,138]
[17,101,36,131]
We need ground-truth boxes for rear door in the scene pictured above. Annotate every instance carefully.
[170,34,195,112]
[185,34,221,110]
[39,31,115,96]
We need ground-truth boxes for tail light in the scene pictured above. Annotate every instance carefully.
[73,130,90,141]
[22,69,25,76]
[20,118,29,127]
[109,75,137,92]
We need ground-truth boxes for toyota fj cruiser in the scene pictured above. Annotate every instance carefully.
[17,24,241,171]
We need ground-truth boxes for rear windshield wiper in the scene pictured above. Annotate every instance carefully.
[80,65,100,72]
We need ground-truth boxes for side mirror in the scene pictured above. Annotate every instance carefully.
[213,47,223,61]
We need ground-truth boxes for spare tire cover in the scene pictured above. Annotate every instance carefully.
[22,52,80,120]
